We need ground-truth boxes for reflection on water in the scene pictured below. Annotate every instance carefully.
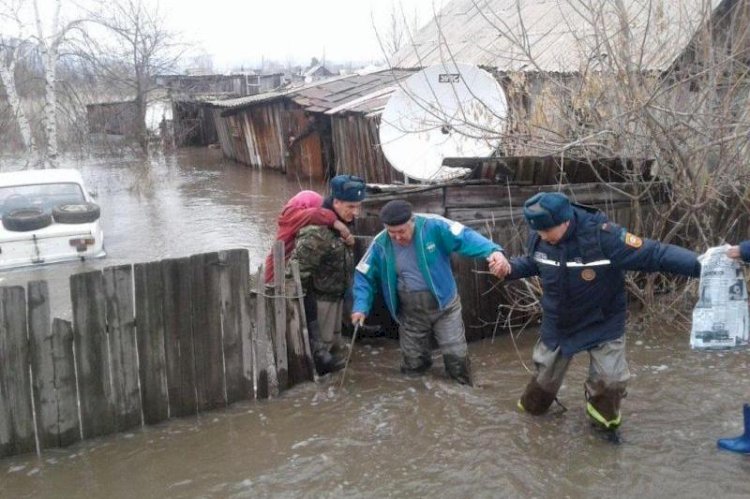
[1,150,749,497]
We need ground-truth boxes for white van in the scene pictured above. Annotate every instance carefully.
[0,169,105,270]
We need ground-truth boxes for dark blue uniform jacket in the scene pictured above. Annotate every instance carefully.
[508,206,701,356]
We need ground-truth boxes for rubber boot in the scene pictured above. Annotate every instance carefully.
[400,353,432,377]
[443,354,473,386]
[308,319,345,376]
[717,403,750,454]
[585,384,625,430]
[517,378,556,415]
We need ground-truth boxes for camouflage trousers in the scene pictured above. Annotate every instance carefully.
[316,298,345,354]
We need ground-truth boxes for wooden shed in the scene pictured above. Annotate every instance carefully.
[210,70,415,181]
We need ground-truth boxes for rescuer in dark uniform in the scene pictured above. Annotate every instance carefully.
[496,192,701,430]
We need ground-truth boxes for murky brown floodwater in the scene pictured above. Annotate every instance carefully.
[1,149,749,498]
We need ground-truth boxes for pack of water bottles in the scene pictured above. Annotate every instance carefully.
[691,245,750,350]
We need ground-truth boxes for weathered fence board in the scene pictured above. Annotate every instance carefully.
[162,257,197,417]
[103,265,142,431]
[134,262,169,424]
[71,271,116,439]
[191,252,226,411]
[244,292,257,399]
[219,249,248,404]
[239,260,255,400]
[272,242,289,390]
[291,262,315,383]
[254,266,279,399]
[0,248,327,459]
[0,286,35,457]
[28,282,80,450]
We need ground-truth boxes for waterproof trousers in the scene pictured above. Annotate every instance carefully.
[518,337,630,429]
[397,290,472,385]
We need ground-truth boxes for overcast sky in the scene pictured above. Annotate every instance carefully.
[156,0,444,69]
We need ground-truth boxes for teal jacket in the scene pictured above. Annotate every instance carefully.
[353,214,503,320]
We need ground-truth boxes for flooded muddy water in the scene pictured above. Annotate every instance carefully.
[1,150,749,497]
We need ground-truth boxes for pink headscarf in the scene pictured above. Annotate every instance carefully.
[281,190,323,215]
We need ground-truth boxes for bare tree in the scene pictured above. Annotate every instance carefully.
[79,0,184,154]
[375,1,423,57]
[0,0,87,168]
[388,0,750,313]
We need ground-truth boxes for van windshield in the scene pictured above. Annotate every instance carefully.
[0,182,86,217]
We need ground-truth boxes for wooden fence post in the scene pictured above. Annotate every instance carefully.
[0,286,35,457]
[70,271,116,439]
[290,261,315,383]
[254,266,278,399]
[272,241,289,390]
[103,265,142,431]
[28,281,80,450]
[219,249,249,404]
[161,257,197,417]
[134,261,169,424]
[190,252,226,411]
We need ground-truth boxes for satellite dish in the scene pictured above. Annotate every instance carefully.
[380,62,508,182]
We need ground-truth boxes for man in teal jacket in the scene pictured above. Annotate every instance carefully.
[351,200,510,385]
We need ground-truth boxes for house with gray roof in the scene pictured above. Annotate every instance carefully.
[388,0,747,160]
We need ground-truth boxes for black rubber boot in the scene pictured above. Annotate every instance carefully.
[308,319,345,376]
[585,382,626,430]
[443,354,473,386]
[400,354,432,377]
[518,378,557,415]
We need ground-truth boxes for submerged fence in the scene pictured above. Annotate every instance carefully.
[0,244,314,459]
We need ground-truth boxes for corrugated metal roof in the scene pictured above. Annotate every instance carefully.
[287,70,414,112]
[390,0,725,72]
[324,87,398,115]
[208,69,416,114]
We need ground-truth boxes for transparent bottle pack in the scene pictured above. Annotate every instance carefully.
[691,245,750,349]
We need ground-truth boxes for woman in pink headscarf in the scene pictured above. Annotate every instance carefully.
[264,190,352,283]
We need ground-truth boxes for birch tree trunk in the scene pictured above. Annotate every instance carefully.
[33,0,61,169]
[0,54,37,166]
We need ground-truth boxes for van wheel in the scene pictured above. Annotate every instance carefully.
[52,202,101,224]
[2,208,53,231]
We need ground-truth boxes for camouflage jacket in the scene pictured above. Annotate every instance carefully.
[289,224,354,301]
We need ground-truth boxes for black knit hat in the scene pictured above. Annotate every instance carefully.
[379,200,413,225]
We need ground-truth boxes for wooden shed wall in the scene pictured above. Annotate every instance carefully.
[331,114,404,184]
[213,108,234,160]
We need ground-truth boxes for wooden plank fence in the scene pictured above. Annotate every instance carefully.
[0,244,314,459]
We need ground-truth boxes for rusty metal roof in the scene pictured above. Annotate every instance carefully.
[390,0,725,72]
[209,70,415,114]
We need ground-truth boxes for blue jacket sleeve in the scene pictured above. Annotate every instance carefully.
[599,225,701,277]
[507,255,539,280]
[740,240,750,262]
[437,217,503,258]
[352,242,381,315]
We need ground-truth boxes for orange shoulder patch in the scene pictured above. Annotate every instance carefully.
[624,233,643,248]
